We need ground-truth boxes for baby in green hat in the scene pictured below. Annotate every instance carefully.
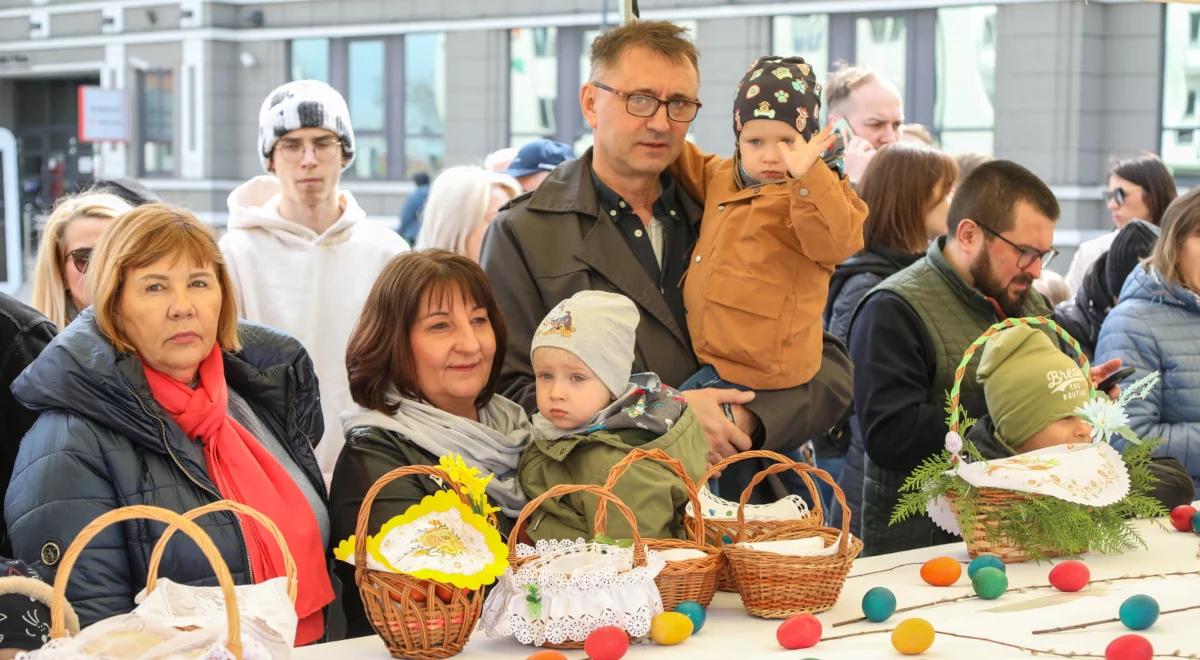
[969,324,1194,508]
[974,324,1093,453]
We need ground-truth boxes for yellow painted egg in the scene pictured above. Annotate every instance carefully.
[649,611,694,645]
[891,617,936,655]
[919,556,962,586]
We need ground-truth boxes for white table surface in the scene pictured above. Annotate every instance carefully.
[296,514,1200,659]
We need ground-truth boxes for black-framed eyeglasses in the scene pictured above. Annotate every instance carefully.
[1103,187,1126,207]
[64,247,93,274]
[590,81,702,123]
[976,222,1059,270]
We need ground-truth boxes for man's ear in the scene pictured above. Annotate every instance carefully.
[580,83,600,130]
[956,217,981,249]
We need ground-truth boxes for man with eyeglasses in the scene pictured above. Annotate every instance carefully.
[845,160,1123,556]
[480,21,854,499]
[221,79,408,479]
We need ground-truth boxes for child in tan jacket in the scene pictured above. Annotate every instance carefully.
[672,56,867,394]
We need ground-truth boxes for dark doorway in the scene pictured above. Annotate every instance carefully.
[14,76,100,214]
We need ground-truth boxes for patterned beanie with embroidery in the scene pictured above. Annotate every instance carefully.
[530,291,640,398]
[976,325,1092,449]
[258,79,355,172]
[732,56,843,178]
[733,56,822,142]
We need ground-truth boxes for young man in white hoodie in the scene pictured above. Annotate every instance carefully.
[222,79,408,480]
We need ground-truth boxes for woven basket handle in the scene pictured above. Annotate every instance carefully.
[352,464,478,579]
[147,500,298,603]
[736,461,850,554]
[699,448,824,520]
[50,504,243,659]
[510,483,647,567]
[947,316,1094,434]
[596,448,706,542]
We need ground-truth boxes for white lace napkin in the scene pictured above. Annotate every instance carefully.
[685,485,811,522]
[479,539,666,646]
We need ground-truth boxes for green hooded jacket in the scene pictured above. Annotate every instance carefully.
[518,408,707,543]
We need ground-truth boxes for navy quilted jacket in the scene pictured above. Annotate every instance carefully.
[1096,265,1200,490]
[4,310,326,627]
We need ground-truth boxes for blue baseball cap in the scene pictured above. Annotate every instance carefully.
[506,139,576,178]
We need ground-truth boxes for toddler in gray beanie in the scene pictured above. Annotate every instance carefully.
[519,290,709,541]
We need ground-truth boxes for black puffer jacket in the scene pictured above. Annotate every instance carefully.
[5,310,329,628]
[824,247,922,342]
[1054,252,1112,360]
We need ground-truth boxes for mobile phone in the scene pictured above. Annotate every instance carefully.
[1097,366,1136,393]
[831,116,856,142]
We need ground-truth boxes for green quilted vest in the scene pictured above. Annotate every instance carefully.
[859,237,1052,555]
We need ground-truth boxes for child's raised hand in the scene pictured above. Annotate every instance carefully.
[777,124,836,180]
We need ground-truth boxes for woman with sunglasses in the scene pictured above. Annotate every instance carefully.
[1063,154,1177,293]
[31,191,132,330]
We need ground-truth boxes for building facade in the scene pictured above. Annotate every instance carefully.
[0,0,1195,289]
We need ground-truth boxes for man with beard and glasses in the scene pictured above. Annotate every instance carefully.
[844,160,1123,556]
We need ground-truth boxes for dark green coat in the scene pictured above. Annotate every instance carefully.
[518,409,707,542]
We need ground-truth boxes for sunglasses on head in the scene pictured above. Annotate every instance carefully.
[64,247,93,274]
[1103,187,1126,207]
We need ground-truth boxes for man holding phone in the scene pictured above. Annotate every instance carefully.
[825,65,905,185]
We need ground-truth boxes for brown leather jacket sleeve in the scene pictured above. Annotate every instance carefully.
[479,212,542,414]
[747,333,854,452]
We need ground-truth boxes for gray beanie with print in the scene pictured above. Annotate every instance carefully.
[530,291,640,398]
[257,79,355,172]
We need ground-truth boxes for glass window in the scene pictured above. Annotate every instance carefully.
[1162,4,1200,174]
[934,6,997,154]
[347,39,386,178]
[510,27,558,146]
[290,38,329,82]
[140,70,174,176]
[771,15,829,80]
[404,32,445,175]
[855,16,907,101]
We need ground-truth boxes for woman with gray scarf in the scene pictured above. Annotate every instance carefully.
[328,249,533,637]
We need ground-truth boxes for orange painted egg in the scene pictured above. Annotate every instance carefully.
[920,557,962,586]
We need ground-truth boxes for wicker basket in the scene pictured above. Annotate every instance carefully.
[597,448,723,609]
[691,449,824,591]
[722,461,863,618]
[944,316,1095,563]
[49,504,245,658]
[146,499,298,603]
[509,483,648,650]
[353,465,491,660]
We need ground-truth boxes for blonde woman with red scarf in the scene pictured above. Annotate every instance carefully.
[5,204,339,644]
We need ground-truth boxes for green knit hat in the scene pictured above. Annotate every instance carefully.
[976,325,1091,449]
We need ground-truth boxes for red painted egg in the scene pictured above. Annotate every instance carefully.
[584,626,629,660]
[1170,505,1197,532]
[1048,560,1090,592]
[1105,633,1153,660]
[776,613,822,650]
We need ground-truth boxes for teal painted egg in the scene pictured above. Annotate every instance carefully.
[971,566,1008,600]
[861,586,897,622]
[1119,595,1159,631]
[967,554,1006,578]
[674,600,707,633]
